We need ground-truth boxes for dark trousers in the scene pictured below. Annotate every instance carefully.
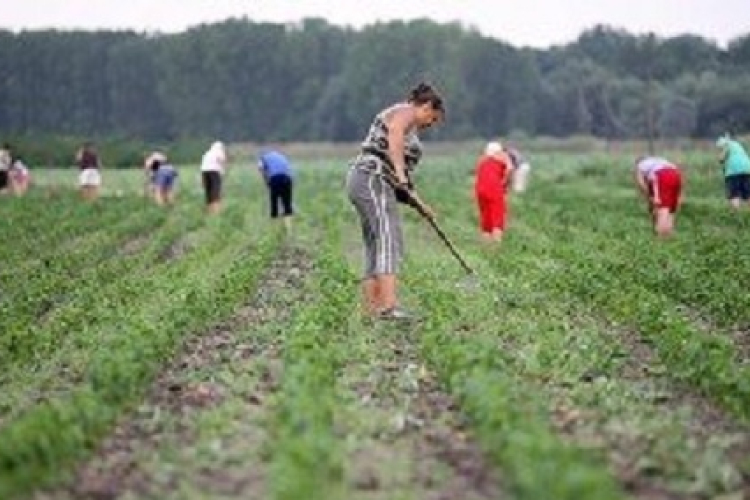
[268,174,293,218]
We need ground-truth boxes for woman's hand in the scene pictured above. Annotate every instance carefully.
[395,168,409,188]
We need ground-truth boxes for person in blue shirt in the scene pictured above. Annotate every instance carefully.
[258,149,295,230]
[717,133,750,209]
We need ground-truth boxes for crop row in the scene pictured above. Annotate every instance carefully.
[0,193,154,268]
[0,203,282,499]
[399,246,624,500]
[541,180,750,328]
[0,199,210,369]
[511,189,750,420]
[268,221,356,500]
[0,216,210,424]
[0,211,169,358]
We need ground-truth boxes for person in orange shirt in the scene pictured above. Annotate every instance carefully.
[474,141,513,243]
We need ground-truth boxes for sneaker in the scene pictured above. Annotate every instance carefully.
[377,306,421,322]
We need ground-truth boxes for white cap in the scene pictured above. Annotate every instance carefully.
[485,141,502,156]
[211,141,225,151]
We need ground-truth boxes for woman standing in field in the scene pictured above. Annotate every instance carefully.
[76,142,102,201]
[346,82,444,320]
[200,141,227,215]
[634,156,682,237]
[257,148,295,232]
[716,134,750,209]
[474,141,513,243]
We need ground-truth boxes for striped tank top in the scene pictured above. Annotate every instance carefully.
[353,104,423,178]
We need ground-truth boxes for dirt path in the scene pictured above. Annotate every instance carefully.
[549,316,750,499]
[674,303,750,368]
[337,318,504,500]
[336,224,503,499]
[35,245,313,500]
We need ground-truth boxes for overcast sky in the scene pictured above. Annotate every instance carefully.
[2,0,749,48]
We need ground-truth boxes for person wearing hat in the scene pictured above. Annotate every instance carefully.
[474,140,513,243]
[717,134,750,209]
[200,141,227,214]
[143,151,167,198]
[634,156,682,237]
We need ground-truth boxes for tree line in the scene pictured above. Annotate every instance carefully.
[1,18,749,144]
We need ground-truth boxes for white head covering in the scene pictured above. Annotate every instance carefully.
[716,135,730,148]
[147,151,167,164]
[485,141,502,156]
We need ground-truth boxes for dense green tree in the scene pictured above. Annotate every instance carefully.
[0,19,748,141]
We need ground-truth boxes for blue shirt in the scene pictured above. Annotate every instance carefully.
[258,150,293,179]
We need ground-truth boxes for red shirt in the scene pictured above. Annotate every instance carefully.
[474,155,508,199]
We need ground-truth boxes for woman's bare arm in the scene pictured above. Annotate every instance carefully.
[384,106,415,186]
[634,167,649,199]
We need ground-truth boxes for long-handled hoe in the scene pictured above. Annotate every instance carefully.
[378,161,480,291]
[405,190,480,291]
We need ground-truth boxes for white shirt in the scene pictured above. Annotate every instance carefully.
[0,149,11,172]
[637,157,675,181]
[200,145,226,173]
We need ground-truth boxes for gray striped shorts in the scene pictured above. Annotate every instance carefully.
[346,164,404,278]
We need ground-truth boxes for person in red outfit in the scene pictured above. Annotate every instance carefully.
[634,156,683,237]
[474,141,513,243]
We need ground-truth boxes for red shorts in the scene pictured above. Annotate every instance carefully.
[650,168,682,213]
[477,196,506,232]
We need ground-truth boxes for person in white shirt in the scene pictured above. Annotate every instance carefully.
[634,156,683,237]
[0,143,13,194]
[200,141,227,215]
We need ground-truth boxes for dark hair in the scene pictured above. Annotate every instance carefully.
[407,82,445,114]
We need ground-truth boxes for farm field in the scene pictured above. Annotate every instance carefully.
[1,145,750,500]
